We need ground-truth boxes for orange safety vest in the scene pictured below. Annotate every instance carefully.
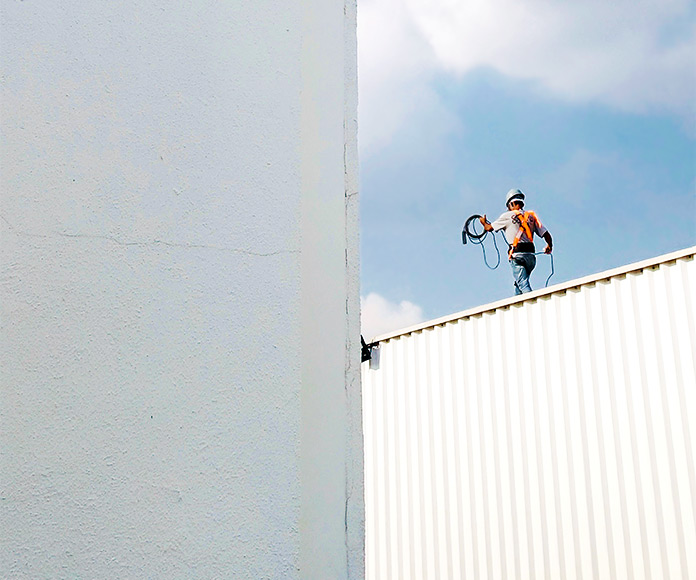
[509,210,542,258]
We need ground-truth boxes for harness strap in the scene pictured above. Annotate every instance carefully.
[511,210,536,247]
[509,210,539,258]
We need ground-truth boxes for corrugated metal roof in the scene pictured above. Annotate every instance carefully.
[362,244,696,579]
[368,246,696,344]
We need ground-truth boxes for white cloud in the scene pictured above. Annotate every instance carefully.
[359,0,696,148]
[361,292,424,339]
[358,0,457,153]
[411,0,695,112]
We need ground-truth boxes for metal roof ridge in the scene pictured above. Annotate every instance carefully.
[367,245,696,344]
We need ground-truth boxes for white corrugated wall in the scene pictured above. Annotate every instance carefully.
[362,250,696,580]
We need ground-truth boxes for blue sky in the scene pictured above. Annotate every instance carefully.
[359,0,696,338]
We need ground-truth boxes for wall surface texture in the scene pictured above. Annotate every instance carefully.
[1,1,362,578]
[363,249,695,580]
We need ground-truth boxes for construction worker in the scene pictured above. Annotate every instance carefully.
[479,189,553,295]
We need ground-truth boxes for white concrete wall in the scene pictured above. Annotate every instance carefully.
[1,1,362,578]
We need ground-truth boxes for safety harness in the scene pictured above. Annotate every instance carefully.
[509,210,540,258]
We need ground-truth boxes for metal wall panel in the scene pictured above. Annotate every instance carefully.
[363,251,696,580]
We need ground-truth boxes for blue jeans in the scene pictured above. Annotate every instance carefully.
[510,253,536,295]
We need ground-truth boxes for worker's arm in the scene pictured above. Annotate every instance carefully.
[543,231,553,254]
[478,215,494,232]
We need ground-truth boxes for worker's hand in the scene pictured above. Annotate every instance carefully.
[544,244,553,254]
[479,215,487,226]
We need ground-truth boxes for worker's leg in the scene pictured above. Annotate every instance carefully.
[511,254,536,294]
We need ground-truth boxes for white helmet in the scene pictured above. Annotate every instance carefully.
[505,188,525,207]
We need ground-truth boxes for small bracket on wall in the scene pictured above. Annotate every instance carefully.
[361,336,372,363]
[361,336,380,369]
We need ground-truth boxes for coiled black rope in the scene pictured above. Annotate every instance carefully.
[461,214,504,270]
[462,214,555,287]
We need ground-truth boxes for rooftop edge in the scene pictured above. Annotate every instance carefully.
[367,245,696,344]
